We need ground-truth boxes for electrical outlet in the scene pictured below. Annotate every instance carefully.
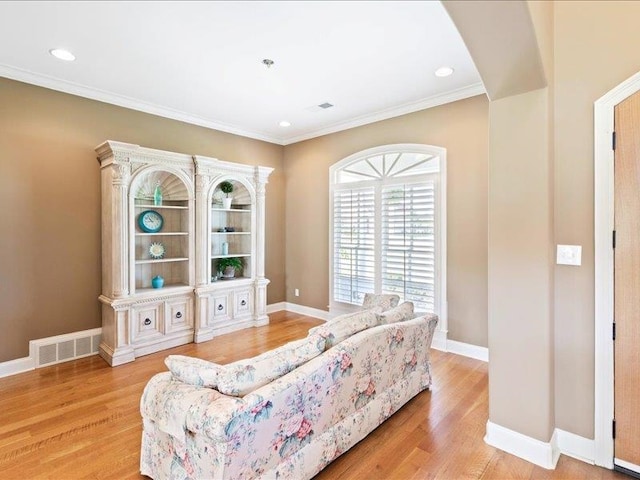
[294,288,300,297]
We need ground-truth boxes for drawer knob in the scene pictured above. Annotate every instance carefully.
[241,299,247,306]
[217,304,224,311]
[144,318,151,326]
[176,311,182,319]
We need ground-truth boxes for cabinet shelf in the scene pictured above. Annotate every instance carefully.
[136,232,189,236]
[210,253,251,259]
[135,204,189,210]
[211,208,251,213]
[135,284,191,295]
[211,232,251,235]
[136,257,189,265]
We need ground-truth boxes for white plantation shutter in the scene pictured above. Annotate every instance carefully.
[382,182,436,312]
[333,187,376,305]
[330,147,444,317]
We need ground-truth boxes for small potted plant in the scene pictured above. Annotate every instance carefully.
[219,181,234,209]
[217,257,243,279]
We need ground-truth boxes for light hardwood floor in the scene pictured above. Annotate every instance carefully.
[0,311,626,480]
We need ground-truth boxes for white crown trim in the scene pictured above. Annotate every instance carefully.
[281,83,486,145]
[0,63,279,144]
[1,62,484,146]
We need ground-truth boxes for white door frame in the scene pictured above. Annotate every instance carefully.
[594,69,640,469]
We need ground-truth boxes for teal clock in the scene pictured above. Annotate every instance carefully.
[138,210,164,233]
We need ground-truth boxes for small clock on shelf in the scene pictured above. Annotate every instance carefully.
[149,242,166,259]
[138,210,163,233]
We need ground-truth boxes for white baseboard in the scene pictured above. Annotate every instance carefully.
[447,339,489,362]
[0,356,35,379]
[267,302,332,321]
[266,302,287,314]
[484,420,560,470]
[430,329,488,362]
[431,329,447,351]
[556,429,595,465]
[0,327,102,379]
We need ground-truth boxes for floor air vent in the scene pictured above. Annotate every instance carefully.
[29,328,102,368]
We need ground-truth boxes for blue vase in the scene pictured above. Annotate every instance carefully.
[153,184,163,206]
[152,275,164,288]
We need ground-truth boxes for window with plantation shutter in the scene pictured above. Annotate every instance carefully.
[333,187,375,305]
[382,182,435,312]
[330,145,445,319]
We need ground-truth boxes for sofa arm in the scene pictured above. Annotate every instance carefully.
[140,371,246,444]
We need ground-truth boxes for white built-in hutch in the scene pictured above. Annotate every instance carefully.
[95,141,273,366]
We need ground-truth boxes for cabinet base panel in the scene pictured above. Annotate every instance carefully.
[99,343,135,367]
[132,333,194,359]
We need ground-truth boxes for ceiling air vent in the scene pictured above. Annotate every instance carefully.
[318,102,334,109]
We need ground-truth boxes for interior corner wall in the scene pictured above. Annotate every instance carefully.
[488,87,555,442]
[283,94,490,348]
[0,77,285,363]
[553,0,640,438]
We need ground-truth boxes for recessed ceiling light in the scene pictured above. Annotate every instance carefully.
[49,48,76,62]
[279,121,291,127]
[435,66,454,77]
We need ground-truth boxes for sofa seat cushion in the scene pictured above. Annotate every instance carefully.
[216,335,326,397]
[308,309,379,349]
[361,293,400,311]
[376,301,415,325]
[165,355,225,388]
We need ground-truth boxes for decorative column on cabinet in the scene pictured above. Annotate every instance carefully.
[254,167,272,326]
[193,156,273,341]
[95,141,196,366]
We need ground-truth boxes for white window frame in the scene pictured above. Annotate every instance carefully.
[329,144,447,334]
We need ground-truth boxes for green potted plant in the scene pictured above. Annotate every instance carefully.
[219,180,234,209]
[217,257,243,279]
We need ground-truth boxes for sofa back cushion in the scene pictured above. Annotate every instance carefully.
[308,309,379,349]
[165,355,225,388]
[216,335,326,397]
[361,293,400,311]
[376,301,415,325]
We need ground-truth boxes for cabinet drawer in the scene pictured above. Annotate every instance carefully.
[211,295,230,321]
[131,303,163,343]
[234,289,252,316]
[166,297,193,333]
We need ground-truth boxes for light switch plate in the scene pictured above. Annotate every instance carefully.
[557,245,582,266]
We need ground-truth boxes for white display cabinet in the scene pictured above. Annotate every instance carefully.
[193,156,273,341]
[95,141,272,366]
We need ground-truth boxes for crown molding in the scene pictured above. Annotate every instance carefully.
[280,83,487,145]
[0,63,280,144]
[1,63,485,146]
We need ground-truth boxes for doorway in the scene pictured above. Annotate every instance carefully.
[612,91,640,477]
[595,70,640,472]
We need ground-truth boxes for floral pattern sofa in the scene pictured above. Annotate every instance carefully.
[140,296,438,480]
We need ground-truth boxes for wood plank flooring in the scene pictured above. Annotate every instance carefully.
[0,311,626,479]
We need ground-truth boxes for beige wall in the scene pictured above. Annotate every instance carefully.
[0,77,285,362]
[488,88,555,442]
[284,95,489,347]
[553,0,640,438]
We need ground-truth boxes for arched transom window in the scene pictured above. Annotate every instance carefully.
[330,144,446,317]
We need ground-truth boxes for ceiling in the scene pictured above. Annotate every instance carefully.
[0,1,484,145]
